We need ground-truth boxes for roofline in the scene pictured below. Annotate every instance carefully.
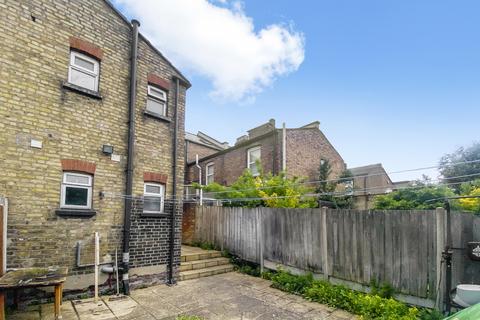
[185,131,226,150]
[102,0,191,88]
[350,164,393,185]
[185,139,225,151]
[187,130,277,165]
[197,131,227,148]
[286,126,346,169]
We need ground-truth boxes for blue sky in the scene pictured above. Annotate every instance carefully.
[116,0,479,181]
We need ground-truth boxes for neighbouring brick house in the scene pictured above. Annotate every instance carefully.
[185,119,346,187]
[0,0,190,293]
[349,163,394,209]
[185,131,229,163]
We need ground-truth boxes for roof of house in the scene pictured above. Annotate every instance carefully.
[185,131,229,150]
[189,119,345,166]
[102,0,191,88]
[349,163,393,184]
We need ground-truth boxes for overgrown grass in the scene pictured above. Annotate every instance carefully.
[189,241,219,251]
[267,269,443,320]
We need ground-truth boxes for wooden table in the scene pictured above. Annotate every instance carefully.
[0,267,68,320]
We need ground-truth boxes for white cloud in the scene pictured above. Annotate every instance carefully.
[116,0,305,103]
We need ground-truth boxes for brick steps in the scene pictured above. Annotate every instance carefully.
[180,257,231,272]
[179,264,235,281]
[181,250,222,262]
[179,247,234,281]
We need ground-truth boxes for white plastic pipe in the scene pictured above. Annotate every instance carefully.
[94,232,99,302]
[195,154,203,206]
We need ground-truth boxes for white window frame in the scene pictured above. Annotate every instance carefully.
[143,182,165,214]
[60,172,93,209]
[247,146,261,176]
[146,85,167,116]
[205,162,215,185]
[68,51,100,92]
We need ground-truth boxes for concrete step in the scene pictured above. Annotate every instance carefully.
[179,264,235,281]
[180,250,222,262]
[180,257,230,272]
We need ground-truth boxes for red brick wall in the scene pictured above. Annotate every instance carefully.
[182,203,196,244]
[186,141,222,163]
[286,128,345,182]
[186,132,280,186]
[185,128,345,188]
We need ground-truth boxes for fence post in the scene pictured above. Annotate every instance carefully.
[257,208,264,273]
[321,207,329,280]
[435,207,446,311]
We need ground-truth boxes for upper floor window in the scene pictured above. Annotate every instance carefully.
[146,85,167,117]
[61,172,93,209]
[144,183,165,214]
[68,51,100,92]
[247,146,261,176]
[206,162,215,185]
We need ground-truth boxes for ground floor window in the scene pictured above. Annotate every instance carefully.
[144,183,165,214]
[61,172,93,209]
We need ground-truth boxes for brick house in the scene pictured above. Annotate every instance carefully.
[185,131,229,163]
[0,0,190,292]
[185,119,346,188]
[349,164,394,209]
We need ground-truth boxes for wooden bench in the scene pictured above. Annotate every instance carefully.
[0,267,68,320]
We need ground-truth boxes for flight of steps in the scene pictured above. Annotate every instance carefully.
[179,247,234,281]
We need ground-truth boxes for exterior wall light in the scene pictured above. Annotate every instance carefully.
[102,144,114,155]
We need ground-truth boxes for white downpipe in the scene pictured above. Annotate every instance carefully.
[94,232,100,302]
[195,155,203,206]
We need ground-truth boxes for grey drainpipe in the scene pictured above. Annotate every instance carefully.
[122,19,140,295]
[167,77,180,285]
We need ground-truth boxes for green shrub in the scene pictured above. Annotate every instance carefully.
[190,241,219,251]
[270,269,313,295]
[417,308,443,320]
[370,279,396,299]
[268,270,441,320]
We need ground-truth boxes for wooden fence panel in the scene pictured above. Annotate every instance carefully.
[191,206,480,301]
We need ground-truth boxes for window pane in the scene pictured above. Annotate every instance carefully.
[250,148,261,161]
[74,56,95,72]
[145,185,161,194]
[70,68,96,91]
[144,197,161,212]
[250,163,259,176]
[146,98,166,116]
[149,86,166,100]
[207,165,214,175]
[65,174,90,185]
[65,187,88,206]
[207,175,214,185]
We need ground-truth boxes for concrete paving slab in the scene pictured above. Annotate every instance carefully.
[41,301,79,320]
[73,298,115,320]
[8,272,355,320]
[103,295,138,318]
[7,310,40,320]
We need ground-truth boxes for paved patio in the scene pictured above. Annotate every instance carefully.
[9,272,356,320]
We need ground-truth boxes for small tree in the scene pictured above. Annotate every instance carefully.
[439,142,480,191]
[316,159,353,208]
[458,179,480,213]
[372,184,456,210]
[195,163,316,208]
